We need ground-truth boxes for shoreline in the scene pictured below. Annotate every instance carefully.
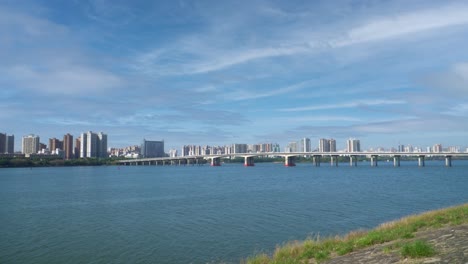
[245,203,468,263]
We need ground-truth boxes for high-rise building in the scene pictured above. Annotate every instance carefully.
[80,131,108,158]
[0,133,5,153]
[75,137,81,158]
[432,144,442,153]
[141,139,164,158]
[0,133,13,154]
[286,141,298,153]
[49,138,63,152]
[6,135,14,153]
[63,134,74,160]
[0,133,6,153]
[97,132,107,158]
[319,138,330,152]
[346,138,361,152]
[232,143,248,154]
[22,134,40,156]
[319,138,337,152]
[300,138,311,152]
[329,138,336,152]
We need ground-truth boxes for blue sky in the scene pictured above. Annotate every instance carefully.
[1,0,468,151]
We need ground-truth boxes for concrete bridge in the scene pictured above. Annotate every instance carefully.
[116,152,467,167]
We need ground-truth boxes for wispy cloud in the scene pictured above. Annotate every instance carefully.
[4,64,123,95]
[279,99,406,112]
[443,103,468,116]
[225,80,312,101]
[336,4,468,46]
[130,3,468,76]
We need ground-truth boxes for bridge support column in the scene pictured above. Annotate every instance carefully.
[418,155,425,167]
[393,155,401,167]
[331,155,339,167]
[312,155,321,167]
[445,156,452,167]
[244,156,255,166]
[349,155,357,167]
[284,156,296,167]
[211,157,221,166]
[370,155,378,167]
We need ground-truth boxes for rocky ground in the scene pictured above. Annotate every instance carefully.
[321,224,468,264]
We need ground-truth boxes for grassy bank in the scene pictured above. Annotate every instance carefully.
[245,203,468,264]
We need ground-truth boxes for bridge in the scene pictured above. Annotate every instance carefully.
[116,152,468,167]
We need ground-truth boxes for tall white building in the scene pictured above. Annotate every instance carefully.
[346,138,361,152]
[300,138,311,152]
[286,141,298,153]
[432,144,442,153]
[320,138,337,152]
[22,134,40,156]
[319,138,330,152]
[80,131,108,158]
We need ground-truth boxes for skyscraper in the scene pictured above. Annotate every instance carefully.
[319,138,330,152]
[49,138,63,152]
[97,132,107,158]
[329,138,336,152]
[22,134,40,156]
[75,137,81,159]
[63,133,74,160]
[300,138,311,152]
[6,135,14,153]
[0,133,6,153]
[232,143,248,154]
[432,144,442,153]
[80,131,108,158]
[286,141,298,152]
[141,139,165,157]
[346,138,361,152]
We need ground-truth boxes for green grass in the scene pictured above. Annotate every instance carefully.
[401,240,436,258]
[245,203,468,264]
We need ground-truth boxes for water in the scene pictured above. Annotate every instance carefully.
[1,161,467,263]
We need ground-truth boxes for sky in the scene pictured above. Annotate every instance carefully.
[1,0,468,151]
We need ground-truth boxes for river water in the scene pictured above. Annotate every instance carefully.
[1,160,467,263]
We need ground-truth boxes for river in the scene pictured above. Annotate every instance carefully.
[1,160,467,263]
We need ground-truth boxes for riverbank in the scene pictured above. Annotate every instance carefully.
[0,157,122,168]
[246,203,468,263]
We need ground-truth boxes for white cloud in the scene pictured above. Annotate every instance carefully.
[5,64,123,95]
[279,99,406,112]
[131,3,468,76]
[335,4,468,46]
[443,103,468,116]
[224,80,312,101]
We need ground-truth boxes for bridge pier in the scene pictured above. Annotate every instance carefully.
[349,155,357,167]
[210,157,221,166]
[393,155,401,167]
[244,156,255,166]
[331,155,339,167]
[312,155,321,167]
[445,155,452,167]
[284,156,296,167]
[418,155,425,167]
[370,155,378,167]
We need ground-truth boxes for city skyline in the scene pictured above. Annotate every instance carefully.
[1,1,468,149]
[3,130,467,157]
